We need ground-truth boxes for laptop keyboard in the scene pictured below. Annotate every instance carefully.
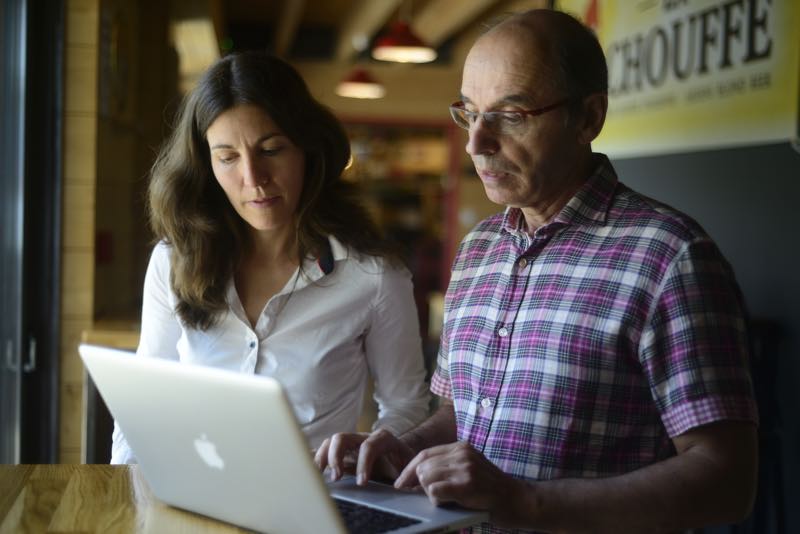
[334,497,422,533]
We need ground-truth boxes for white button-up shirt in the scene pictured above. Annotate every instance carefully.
[111,237,430,463]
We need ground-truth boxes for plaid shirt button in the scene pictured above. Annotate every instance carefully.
[497,326,509,337]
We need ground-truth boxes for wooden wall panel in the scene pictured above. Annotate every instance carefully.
[62,184,95,249]
[64,46,98,114]
[62,117,96,182]
[61,0,100,463]
[66,0,99,46]
[60,250,94,319]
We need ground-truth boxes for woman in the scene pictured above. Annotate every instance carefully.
[111,51,430,463]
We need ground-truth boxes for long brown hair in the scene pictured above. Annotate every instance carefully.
[148,51,391,330]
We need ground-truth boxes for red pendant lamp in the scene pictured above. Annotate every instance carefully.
[335,67,386,99]
[371,20,437,63]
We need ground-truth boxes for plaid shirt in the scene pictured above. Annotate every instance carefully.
[431,155,757,533]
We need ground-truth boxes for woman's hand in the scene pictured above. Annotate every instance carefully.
[314,429,417,485]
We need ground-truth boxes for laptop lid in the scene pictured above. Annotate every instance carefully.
[79,344,487,533]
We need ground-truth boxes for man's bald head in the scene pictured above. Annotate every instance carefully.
[476,9,607,102]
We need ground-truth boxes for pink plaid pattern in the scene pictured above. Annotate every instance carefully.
[431,156,757,533]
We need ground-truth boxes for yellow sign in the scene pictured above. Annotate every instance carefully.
[556,0,800,157]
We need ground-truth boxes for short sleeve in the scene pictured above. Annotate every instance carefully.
[640,239,758,437]
[430,328,453,399]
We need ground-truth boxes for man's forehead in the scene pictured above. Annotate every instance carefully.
[461,30,557,105]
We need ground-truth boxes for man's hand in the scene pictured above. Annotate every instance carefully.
[314,429,417,485]
[394,441,525,526]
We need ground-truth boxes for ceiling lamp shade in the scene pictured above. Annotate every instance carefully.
[335,68,386,99]
[371,21,437,63]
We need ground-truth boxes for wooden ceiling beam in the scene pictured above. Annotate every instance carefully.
[411,0,500,47]
[273,0,306,58]
[334,0,404,61]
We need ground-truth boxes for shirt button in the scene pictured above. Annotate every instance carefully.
[480,397,493,409]
[498,326,509,337]
[518,257,528,268]
[248,341,256,349]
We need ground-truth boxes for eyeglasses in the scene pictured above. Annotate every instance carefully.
[449,99,570,135]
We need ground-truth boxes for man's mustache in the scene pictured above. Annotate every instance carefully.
[472,157,514,174]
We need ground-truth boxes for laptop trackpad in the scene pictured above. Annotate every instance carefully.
[328,476,418,502]
[328,476,455,518]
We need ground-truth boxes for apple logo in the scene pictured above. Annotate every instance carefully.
[194,434,225,470]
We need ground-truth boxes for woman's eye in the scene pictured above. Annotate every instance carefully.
[216,153,235,163]
[261,146,283,156]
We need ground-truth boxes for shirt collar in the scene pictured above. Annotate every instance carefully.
[305,235,348,281]
[225,235,346,321]
[316,238,335,275]
[501,153,617,235]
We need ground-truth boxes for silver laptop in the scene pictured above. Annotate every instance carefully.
[79,344,487,533]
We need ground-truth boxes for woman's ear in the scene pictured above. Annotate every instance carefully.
[577,93,608,145]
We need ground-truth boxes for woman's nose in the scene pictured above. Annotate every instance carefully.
[241,157,268,187]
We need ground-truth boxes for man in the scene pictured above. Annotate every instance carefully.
[316,9,758,533]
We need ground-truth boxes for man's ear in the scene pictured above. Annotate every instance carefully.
[576,93,607,145]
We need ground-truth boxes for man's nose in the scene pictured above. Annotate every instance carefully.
[465,119,499,156]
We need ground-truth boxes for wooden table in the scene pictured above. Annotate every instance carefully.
[0,464,251,533]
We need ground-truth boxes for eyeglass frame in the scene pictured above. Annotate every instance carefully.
[448,98,572,134]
